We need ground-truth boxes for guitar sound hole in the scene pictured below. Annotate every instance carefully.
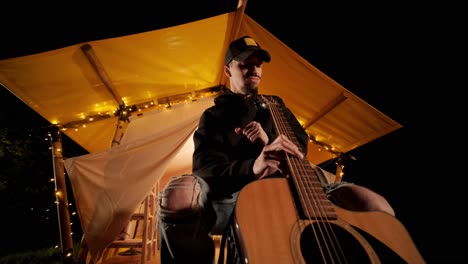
[300,222,371,264]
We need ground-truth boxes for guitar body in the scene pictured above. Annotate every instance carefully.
[233,178,425,264]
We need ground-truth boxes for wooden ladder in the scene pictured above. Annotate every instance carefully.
[75,184,159,264]
[104,185,158,263]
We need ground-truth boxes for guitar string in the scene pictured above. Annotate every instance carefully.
[268,102,332,261]
[266,96,347,263]
[271,102,346,263]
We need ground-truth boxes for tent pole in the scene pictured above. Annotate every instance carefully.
[50,127,74,263]
[335,162,344,183]
[112,106,129,146]
[80,43,125,106]
[80,43,130,146]
[303,92,349,130]
[220,0,248,87]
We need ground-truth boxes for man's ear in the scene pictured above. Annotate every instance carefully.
[223,65,232,77]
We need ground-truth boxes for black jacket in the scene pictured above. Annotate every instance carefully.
[192,89,309,199]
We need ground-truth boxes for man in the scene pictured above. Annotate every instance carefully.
[158,36,394,264]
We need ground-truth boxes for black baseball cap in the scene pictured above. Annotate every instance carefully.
[224,36,271,65]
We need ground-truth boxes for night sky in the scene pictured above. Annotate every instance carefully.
[0,1,464,262]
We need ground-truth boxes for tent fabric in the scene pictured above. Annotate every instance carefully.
[63,97,214,261]
[0,13,234,153]
[238,17,401,152]
[0,12,401,156]
[0,6,402,261]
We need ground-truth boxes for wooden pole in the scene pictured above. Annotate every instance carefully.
[50,128,74,262]
[80,43,125,106]
[112,107,129,147]
[303,92,349,130]
[335,163,344,183]
[334,155,345,183]
[80,43,129,146]
[220,0,248,87]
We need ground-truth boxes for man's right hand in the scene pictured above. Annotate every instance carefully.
[252,134,304,180]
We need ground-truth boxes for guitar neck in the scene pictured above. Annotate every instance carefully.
[267,98,337,219]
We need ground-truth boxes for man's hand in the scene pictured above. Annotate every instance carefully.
[252,134,304,180]
[234,121,269,145]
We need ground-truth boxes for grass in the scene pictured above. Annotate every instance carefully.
[0,243,80,264]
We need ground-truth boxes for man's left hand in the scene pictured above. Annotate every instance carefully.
[234,121,269,145]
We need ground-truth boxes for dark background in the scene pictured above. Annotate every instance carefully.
[0,1,464,262]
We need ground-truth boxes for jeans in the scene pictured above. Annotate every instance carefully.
[158,174,238,264]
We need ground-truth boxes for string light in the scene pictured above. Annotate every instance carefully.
[55,86,221,131]
[308,135,341,157]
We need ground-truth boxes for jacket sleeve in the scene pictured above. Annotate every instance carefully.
[192,109,256,197]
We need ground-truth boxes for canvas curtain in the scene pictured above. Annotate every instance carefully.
[64,97,214,261]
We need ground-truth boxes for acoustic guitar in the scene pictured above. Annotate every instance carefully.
[231,96,425,263]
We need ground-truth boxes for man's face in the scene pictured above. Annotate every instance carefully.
[226,53,264,96]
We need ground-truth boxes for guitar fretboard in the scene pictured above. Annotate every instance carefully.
[266,96,337,220]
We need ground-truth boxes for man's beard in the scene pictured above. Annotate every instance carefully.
[244,84,259,97]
